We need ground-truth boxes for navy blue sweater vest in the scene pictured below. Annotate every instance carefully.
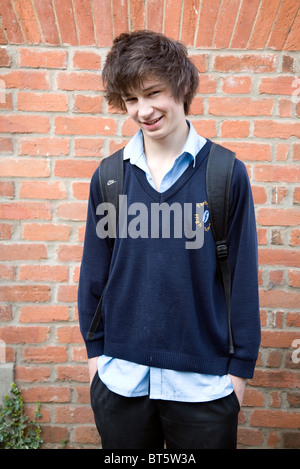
[78,141,261,379]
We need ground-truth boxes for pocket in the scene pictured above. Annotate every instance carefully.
[90,371,99,402]
[231,390,241,412]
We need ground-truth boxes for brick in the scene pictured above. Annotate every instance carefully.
[259,76,298,95]
[197,75,217,94]
[53,0,78,46]
[24,346,68,363]
[18,265,69,282]
[0,305,13,321]
[72,0,95,46]
[214,54,276,73]
[252,370,300,389]
[0,114,50,134]
[20,306,69,323]
[75,426,100,445]
[73,51,101,70]
[248,0,281,49]
[74,138,103,157]
[55,405,93,424]
[213,0,240,49]
[0,115,50,134]
[20,181,67,200]
[221,76,252,94]
[293,143,300,161]
[254,165,300,183]
[0,243,47,260]
[289,270,300,288]
[189,55,207,73]
[0,181,14,197]
[0,137,13,153]
[180,0,199,47]
[290,229,300,246]
[209,97,273,116]
[56,72,103,91]
[0,0,24,44]
[56,326,83,344]
[259,290,300,309]
[54,116,116,135]
[72,182,90,200]
[13,0,41,44]
[257,208,300,226]
[21,386,71,403]
[111,0,129,38]
[195,0,220,47]
[190,120,216,138]
[0,202,51,220]
[0,265,15,280]
[0,92,13,110]
[284,8,300,51]
[0,158,50,178]
[230,0,261,49]
[0,70,50,89]
[250,410,300,429]
[18,48,67,68]
[222,142,271,161]
[17,92,68,112]
[238,428,264,447]
[258,248,300,267]
[22,223,70,241]
[221,121,250,138]
[130,0,146,31]
[54,160,99,178]
[267,0,300,50]
[57,245,83,262]
[0,325,50,343]
[56,365,89,382]
[15,366,50,382]
[93,0,113,46]
[0,223,12,240]
[56,202,87,221]
[57,285,78,303]
[34,0,60,45]
[73,94,103,113]
[19,137,69,156]
[261,331,300,348]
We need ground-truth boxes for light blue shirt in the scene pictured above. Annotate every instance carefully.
[97,121,233,402]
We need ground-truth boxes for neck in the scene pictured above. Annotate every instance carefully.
[143,120,189,163]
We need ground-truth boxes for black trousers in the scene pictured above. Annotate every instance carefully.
[90,372,240,450]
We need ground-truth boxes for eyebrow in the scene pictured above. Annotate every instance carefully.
[122,83,165,98]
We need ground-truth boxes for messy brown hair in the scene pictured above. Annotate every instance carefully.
[102,30,199,115]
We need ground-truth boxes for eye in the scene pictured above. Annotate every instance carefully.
[149,90,160,96]
[124,97,137,103]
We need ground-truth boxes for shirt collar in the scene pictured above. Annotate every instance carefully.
[123,120,206,168]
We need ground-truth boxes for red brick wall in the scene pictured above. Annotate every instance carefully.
[0,0,299,449]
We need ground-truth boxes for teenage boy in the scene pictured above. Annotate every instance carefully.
[78,30,261,449]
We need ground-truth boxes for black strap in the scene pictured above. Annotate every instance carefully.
[86,150,124,341]
[99,149,124,250]
[206,143,236,354]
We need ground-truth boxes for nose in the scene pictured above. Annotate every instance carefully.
[137,98,154,121]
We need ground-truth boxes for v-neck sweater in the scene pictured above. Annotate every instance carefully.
[78,140,261,379]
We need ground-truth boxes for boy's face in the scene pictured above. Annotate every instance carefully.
[122,79,186,144]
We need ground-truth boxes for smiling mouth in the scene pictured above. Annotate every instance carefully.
[141,116,163,126]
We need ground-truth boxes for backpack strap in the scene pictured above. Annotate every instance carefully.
[86,149,124,341]
[99,148,124,249]
[206,142,236,354]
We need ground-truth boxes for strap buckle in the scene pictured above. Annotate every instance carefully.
[216,243,228,260]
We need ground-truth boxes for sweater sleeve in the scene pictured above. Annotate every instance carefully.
[78,168,112,358]
[227,159,261,379]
